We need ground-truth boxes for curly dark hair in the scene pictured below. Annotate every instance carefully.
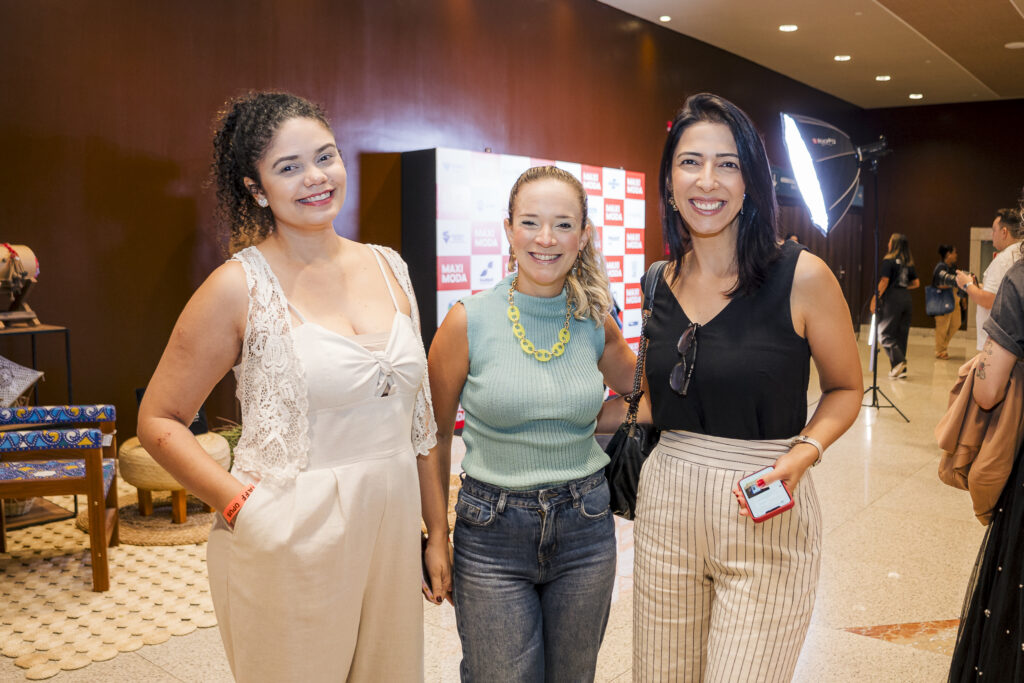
[658,93,780,297]
[211,91,332,252]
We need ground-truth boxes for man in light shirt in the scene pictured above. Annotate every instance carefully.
[956,208,1023,351]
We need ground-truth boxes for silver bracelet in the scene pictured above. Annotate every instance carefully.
[789,434,824,466]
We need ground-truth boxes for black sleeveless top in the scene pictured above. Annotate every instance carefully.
[645,241,811,439]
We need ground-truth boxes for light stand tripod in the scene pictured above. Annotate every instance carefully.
[862,158,908,421]
[779,114,909,421]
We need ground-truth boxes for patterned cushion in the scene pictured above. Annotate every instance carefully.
[0,429,104,453]
[0,458,116,494]
[0,356,43,407]
[0,405,116,426]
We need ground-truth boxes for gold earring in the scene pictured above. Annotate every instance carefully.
[668,196,678,212]
[508,248,517,272]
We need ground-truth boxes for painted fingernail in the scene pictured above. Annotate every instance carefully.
[756,479,765,487]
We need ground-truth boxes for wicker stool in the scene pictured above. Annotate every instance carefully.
[118,433,230,523]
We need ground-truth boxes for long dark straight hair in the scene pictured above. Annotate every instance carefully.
[658,93,780,296]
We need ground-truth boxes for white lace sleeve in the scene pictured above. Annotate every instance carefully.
[370,245,439,456]
[230,247,311,480]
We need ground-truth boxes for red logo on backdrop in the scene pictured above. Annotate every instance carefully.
[592,223,603,248]
[472,223,502,254]
[604,199,624,227]
[582,165,603,195]
[625,228,644,254]
[437,256,471,290]
[605,256,624,282]
[624,283,642,308]
[626,172,645,199]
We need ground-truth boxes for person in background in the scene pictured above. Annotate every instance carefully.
[138,91,449,682]
[948,196,1024,682]
[956,208,1023,353]
[870,233,920,379]
[630,92,862,682]
[427,165,636,681]
[933,244,962,360]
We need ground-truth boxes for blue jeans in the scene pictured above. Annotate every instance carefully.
[452,470,617,682]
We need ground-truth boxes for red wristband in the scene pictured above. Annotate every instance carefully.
[223,484,256,526]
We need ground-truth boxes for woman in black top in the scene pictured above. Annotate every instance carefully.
[627,94,862,681]
[869,233,920,378]
[932,244,961,359]
[948,244,1024,681]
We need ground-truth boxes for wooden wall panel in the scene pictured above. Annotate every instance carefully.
[0,0,868,435]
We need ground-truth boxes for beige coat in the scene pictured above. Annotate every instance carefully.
[935,355,1024,524]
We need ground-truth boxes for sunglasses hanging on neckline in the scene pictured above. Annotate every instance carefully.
[669,321,700,396]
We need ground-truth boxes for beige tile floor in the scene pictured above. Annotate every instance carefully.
[1,326,987,682]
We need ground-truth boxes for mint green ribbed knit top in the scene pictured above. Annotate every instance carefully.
[460,274,609,489]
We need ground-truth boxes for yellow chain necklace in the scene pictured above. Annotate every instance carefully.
[506,275,572,362]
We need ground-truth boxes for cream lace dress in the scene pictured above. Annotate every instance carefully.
[206,245,435,682]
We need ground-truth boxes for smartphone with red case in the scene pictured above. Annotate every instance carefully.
[738,466,794,523]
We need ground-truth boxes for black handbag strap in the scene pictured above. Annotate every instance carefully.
[625,260,668,427]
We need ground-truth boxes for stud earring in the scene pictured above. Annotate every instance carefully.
[256,197,269,208]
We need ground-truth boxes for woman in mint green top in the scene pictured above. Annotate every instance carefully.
[458,273,610,488]
[428,166,635,681]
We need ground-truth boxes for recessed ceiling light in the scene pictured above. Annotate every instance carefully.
[834,55,851,62]
[909,93,924,100]
[875,75,891,81]
[779,24,798,32]
[659,15,671,22]
[1005,41,1024,50]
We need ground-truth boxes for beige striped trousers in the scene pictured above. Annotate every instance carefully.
[633,430,821,682]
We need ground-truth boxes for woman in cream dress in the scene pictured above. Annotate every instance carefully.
[139,92,451,681]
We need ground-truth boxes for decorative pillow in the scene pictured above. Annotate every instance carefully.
[0,355,43,407]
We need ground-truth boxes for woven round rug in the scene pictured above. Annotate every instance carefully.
[0,512,217,680]
[75,493,214,546]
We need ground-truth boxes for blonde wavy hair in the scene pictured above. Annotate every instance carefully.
[506,166,612,324]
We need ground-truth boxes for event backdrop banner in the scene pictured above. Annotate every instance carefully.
[401,148,646,354]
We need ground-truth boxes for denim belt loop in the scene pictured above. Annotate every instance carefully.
[496,490,508,514]
[569,480,581,508]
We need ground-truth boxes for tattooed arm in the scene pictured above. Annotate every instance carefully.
[973,338,1018,410]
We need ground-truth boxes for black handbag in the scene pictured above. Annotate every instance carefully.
[925,285,955,316]
[605,261,666,520]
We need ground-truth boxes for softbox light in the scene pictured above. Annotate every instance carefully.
[781,113,860,235]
